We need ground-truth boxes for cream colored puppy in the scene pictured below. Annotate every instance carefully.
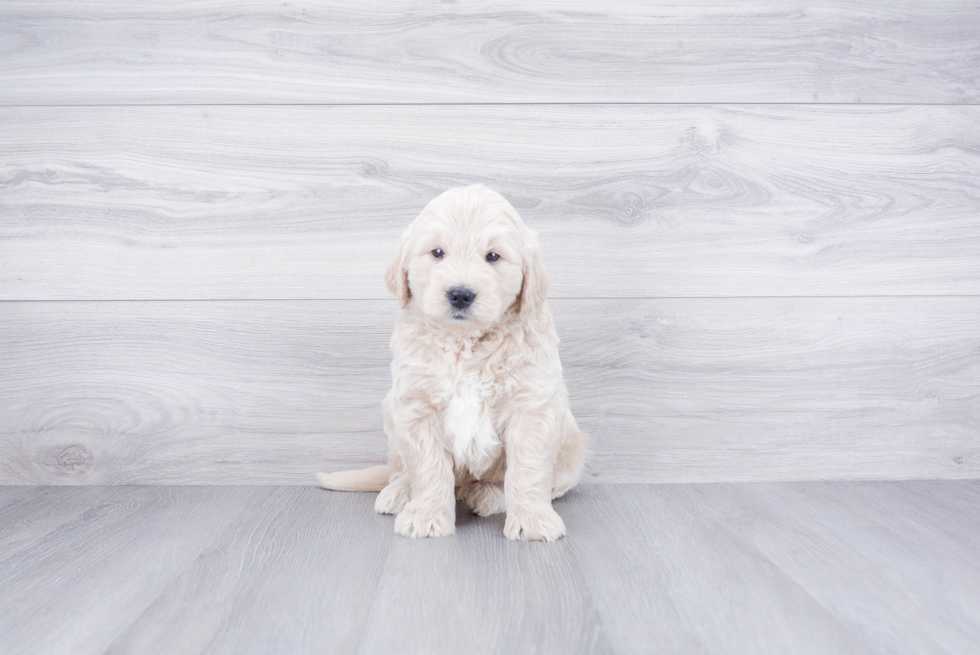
[317,185,587,541]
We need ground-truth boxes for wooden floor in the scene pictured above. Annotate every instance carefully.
[2,482,979,654]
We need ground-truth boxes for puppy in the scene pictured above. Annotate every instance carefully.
[317,185,588,541]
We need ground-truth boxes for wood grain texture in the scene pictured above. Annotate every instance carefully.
[2,483,980,654]
[3,104,980,300]
[1,297,977,485]
[0,486,282,653]
[564,484,880,653]
[560,482,980,654]
[727,482,980,653]
[1,1,977,105]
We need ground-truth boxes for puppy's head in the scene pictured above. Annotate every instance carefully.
[386,185,547,330]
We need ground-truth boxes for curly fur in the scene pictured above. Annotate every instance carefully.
[317,185,588,541]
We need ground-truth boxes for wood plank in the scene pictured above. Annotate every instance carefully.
[0,300,394,485]
[3,105,980,300]
[560,485,879,654]
[714,481,980,653]
[561,297,980,482]
[0,486,114,565]
[105,488,393,655]
[561,482,980,654]
[1,297,977,485]
[3,484,980,654]
[0,486,281,654]
[358,504,608,654]
[1,1,977,105]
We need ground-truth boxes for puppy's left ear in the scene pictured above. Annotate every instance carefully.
[518,237,549,317]
[385,249,411,309]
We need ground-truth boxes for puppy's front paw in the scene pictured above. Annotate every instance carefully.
[504,506,566,541]
[458,481,505,516]
[375,479,410,515]
[394,504,455,538]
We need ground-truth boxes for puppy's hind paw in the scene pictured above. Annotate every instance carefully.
[504,506,566,541]
[375,479,410,515]
[394,504,455,538]
[458,480,505,516]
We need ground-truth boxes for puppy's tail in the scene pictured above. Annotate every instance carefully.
[316,465,391,492]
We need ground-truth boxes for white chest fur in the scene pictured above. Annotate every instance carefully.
[443,379,501,477]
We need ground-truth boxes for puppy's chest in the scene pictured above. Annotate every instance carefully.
[440,374,493,423]
[437,372,502,476]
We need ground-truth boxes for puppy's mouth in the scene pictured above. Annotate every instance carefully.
[450,309,471,321]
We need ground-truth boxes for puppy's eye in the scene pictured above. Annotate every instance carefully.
[431,248,444,259]
[485,252,500,263]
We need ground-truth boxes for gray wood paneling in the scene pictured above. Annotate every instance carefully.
[1,1,977,105]
[2,1,978,489]
[3,105,980,300]
[2,483,980,654]
[2,297,977,485]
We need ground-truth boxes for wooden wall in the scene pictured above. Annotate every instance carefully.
[1,1,978,484]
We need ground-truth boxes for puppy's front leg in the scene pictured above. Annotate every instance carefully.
[393,412,456,538]
[503,412,566,541]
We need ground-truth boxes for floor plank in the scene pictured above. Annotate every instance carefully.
[3,105,979,300]
[0,486,114,565]
[717,482,980,653]
[1,1,977,104]
[358,507,609,654]
[0,487,280,654]
[105,488,392,655]
[560,485,879,654]
[2,483,979,654]
[2,297,978,485]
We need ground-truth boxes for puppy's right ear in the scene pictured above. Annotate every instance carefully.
[385,250,411,308]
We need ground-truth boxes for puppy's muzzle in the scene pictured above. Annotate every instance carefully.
[447,286,476,310]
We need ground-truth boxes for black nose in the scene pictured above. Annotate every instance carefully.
[447,287,476,309]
